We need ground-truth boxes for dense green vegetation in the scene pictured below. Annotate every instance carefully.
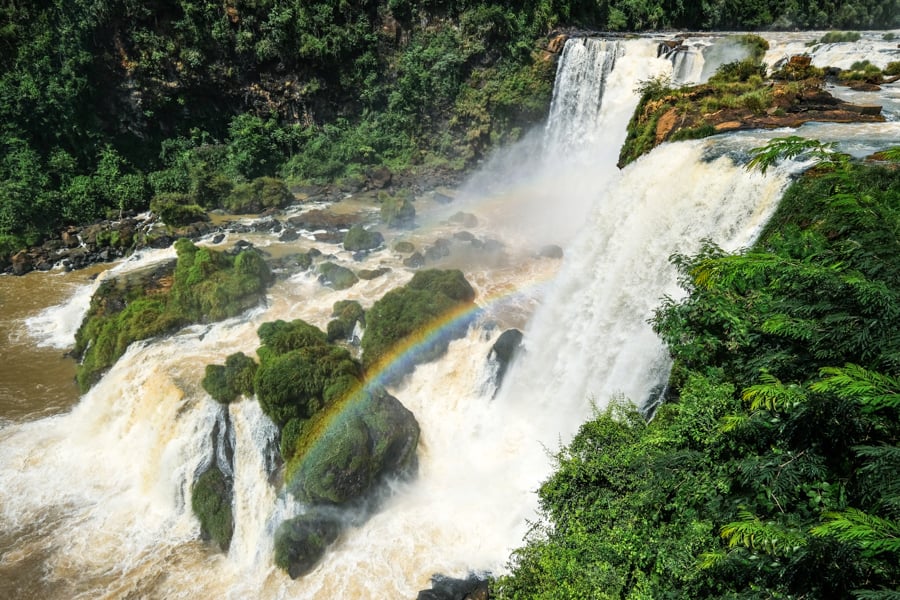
[495,143,900,598]
[3,1,897,263]
[73,238,270,391]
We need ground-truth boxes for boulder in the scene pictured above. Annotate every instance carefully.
[273,508,343,578]
[538,244,563,259]
[417,574,490,600]
[286,386,419,506]
[10,250,33,275]
[318,262,358,290]
[343,224,384,252]
[489,329,524,394]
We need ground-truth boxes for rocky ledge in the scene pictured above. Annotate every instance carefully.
[619,55,889,167]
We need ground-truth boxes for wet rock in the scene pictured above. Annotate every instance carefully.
[403,251,425,268]
[489,329,524,394]
[432,191,454,205]
[357,267,390,280]
[211,233,226,244]
[366,165,392,189]
[393,240,416,253]
[273,508,342,578]
[318,262,358,290]
[10,251,33,275]
[279,228,300,242]
[453,231,476,242]
[287,209,361,231]
[343,224,384,252]
[538,244,564,259]
[416,573,490,600]
[448,211,478,228]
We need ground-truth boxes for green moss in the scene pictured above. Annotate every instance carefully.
[819,31,861,43]
[273,509,342,579]
[191,466,233,551]
[327,300,365,342]
[202,352,257,403]
[149,192,209,226]
[254,344,361,427]
[669,123,717,142]
[257,319,328,358]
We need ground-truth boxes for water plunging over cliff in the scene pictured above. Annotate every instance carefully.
[0,34,896,599]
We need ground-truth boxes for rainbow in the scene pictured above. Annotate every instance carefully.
[283,278,554,489]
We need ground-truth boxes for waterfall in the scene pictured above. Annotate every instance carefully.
[1,33,894,599]
[544,38,624,152]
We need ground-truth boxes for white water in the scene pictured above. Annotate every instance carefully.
[1,34,897,599]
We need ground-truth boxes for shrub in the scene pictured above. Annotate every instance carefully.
[257,319,328,359]
[709,59,767,83]
[884,61,900,76]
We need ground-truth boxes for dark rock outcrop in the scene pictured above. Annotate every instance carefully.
[489,329,524,395]
[417,573,490,600]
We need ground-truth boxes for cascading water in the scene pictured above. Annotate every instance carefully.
[1,33,896,599]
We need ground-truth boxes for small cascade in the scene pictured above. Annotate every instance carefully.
[544,38,624,153]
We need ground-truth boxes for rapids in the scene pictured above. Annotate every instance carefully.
[1,32,898,599]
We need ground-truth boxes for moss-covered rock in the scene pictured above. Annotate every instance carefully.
[318,261,358,290]
[285,385,419,505]
[202,352,258,403]
[191,465,234,551]
[74,239,271,391]
[360,269,476,378]
[255,345,361,427]
[380,195,415,229]
[326,300,365,343]
[223,176,293,214]
[150,193,209,227]
[273,508,342,579]
[342,224,384,252]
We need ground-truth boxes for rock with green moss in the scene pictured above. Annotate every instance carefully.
[73,239,271,391]
[273,508,342,578]
[342,224,384,252]
[202,352,258,403]
[150,193,209,227]
[360,269,476,379]
[191,465,234,551]
[223,177,293,214]
[318,262,358,290]
[326,300,365,343]
[380,195,415,229]
[285,386,419,505]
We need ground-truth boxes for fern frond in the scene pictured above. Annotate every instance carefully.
[853,589,900,600]
[811,508,900,557]
[696,550,729,570]
[742,372,807,411]
[721,510,807,556]
[810,364,900,412]
[746,136,838,174]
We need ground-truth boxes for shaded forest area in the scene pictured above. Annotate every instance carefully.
[1,0,898,256]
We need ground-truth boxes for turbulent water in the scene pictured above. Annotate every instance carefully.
[1,33,898,599]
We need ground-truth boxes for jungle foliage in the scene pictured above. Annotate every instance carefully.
[3,1,896,262]
[495,143,900,599]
